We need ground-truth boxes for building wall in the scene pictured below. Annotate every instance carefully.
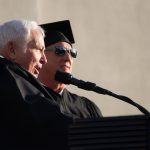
[0,0,150,116]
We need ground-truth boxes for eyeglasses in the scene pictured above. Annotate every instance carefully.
[45,46,77,58]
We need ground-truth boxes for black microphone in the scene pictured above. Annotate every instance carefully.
[55,70,150,115]
[55,70,110,94]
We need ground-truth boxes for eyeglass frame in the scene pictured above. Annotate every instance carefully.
[45,45,77,58]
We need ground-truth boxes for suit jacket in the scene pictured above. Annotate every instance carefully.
[0,57,72,150]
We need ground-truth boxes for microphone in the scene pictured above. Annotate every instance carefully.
[55,70,111,94]
[55,70,150,115]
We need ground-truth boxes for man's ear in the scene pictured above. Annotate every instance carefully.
[6,42,16,60]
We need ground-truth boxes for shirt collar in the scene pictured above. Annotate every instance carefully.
[0,55,4,58]
[59,89,64,95]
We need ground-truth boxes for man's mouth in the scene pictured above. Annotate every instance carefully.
[61,64,70,70]
[35,66,42,75]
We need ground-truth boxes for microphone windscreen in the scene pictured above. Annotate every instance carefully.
[55,70,72,84]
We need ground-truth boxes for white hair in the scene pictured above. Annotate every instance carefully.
[0,19,45,49]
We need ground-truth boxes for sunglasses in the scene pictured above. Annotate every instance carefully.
[45,46,77,58]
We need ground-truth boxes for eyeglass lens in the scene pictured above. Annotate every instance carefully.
[55,46,77,58]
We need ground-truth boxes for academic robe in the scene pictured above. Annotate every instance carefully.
[45,87,103,118]
[0,57,73,150]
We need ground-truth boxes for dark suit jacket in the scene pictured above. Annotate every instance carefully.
[0,57,72,150]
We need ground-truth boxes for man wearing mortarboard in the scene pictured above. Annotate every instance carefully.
[38,20,102,118]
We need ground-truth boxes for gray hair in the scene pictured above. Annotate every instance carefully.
[0,19,45,49]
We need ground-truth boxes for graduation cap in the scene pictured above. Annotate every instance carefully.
[40,20,75,47]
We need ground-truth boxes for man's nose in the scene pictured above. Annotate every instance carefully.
[40,53,47,64]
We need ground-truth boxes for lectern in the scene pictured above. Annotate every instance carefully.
[55,71,150,149]
[68,115,150,150]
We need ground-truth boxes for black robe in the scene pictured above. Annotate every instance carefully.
[0,57,73,150]
[45,87,102,118]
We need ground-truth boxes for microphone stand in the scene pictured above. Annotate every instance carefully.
[70,78,150,115]
[55,70,150,115]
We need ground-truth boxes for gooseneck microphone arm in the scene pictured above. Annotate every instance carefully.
[55,70,150,115]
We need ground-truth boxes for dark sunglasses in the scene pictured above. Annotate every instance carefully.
[46,46,77,58]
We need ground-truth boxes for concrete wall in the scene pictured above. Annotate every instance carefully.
[0,0,150,116]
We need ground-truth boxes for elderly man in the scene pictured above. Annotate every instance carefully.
[0,19,72,150]
[38,20,102,118]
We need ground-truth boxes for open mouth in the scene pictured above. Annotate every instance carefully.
[34,66,41,75]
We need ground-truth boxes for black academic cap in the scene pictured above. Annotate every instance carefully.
[40,20,75,47]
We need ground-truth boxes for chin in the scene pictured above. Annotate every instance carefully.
[59,68,71,73]
[64,69,71,73]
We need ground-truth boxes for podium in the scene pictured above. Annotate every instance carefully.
[68,115,150,150]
